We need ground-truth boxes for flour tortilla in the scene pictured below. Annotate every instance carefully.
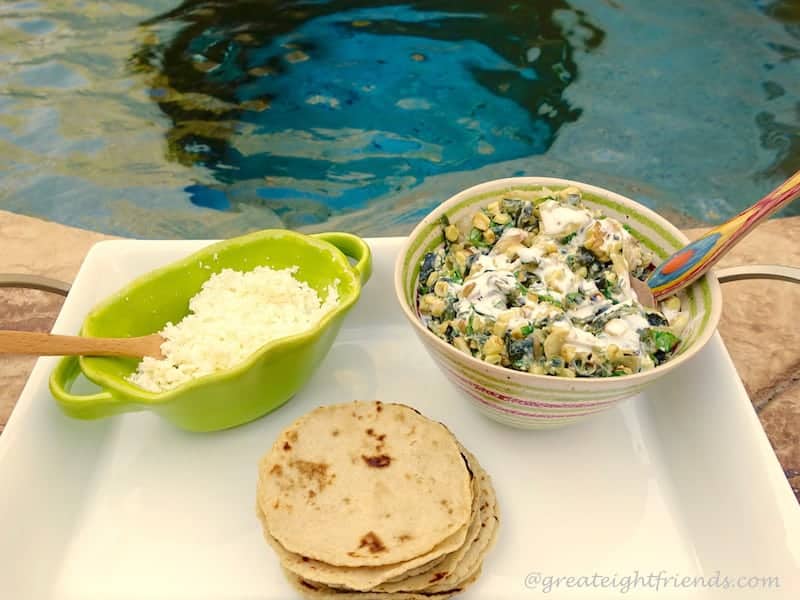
[258,402,473,567]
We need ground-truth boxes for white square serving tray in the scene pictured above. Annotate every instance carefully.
[0,238,798,600]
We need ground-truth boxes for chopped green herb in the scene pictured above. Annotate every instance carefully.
[560,232,577,244]
[521,324,534,336]
[566,292,583,305]
[649,330,679,353]
[466,313,474,336]
[537,294,564,308]
[469,227,489,247]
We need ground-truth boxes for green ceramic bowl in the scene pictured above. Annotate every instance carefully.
[49,230,371,432]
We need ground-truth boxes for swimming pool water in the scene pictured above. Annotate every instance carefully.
[0,0,798,237]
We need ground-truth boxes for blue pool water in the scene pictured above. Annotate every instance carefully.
[0,0,798,237]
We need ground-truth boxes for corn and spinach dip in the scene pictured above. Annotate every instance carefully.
[416,187,687,377]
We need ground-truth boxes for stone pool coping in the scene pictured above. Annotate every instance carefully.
[1,208,798,501]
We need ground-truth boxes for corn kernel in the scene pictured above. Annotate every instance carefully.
[584,222,610,261]
[454,249,468,272]
[487,200,501,215]
[664,296,681,311]
[472,211,491,231]
[493,212,511,225]
[606,344,622,362]
[543,328,568,358]
[483,229,496,244]
[434,280,449,298]
[418,294,434,313]
[530,363,546,375]
[454,336,470,354]
[484,353,502,365]
[558,186,581,201]
[426,271,440,287]
[483,334,505,356]
[444,224,460,243]
[544,267,564,288]
[429,297,447,317]
[560,343,577,363]
[492,316,510,337]
[671,313,689,333]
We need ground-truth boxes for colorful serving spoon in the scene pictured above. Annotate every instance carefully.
[632,169,800,307]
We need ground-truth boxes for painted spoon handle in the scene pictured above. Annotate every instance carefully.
[647,169,800,300]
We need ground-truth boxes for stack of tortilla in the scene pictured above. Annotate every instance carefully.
[256,401,499,599]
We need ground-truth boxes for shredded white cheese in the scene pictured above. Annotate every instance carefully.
[127,266,339,392]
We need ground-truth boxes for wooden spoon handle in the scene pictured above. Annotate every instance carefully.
[0,331,158,357]
[647,169,800,300]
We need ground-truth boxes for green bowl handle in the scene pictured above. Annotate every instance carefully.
[312,232,372,286]
[49,355,118,416]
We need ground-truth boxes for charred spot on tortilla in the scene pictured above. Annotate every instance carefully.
[299,580,318,590]
[270,464,283,476]
[291,460,331,491]
[283,442,292,451]
[349,531,387,555]
[429,572,448,583]
[362,454,392,468]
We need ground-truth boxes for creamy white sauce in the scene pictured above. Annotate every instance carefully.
[457,259,519,319]
[436,197,677,367]
[539,200,593,236]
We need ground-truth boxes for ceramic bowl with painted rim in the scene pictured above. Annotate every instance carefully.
[394,177,722,429]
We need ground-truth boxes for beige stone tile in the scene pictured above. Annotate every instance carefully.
[758,385,800,502]
[0,288,65,432]
[0,355,38,434]
[0,209,116,282]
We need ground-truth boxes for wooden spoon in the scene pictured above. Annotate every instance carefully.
[0,331,165,359]
[631,169,800,308]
